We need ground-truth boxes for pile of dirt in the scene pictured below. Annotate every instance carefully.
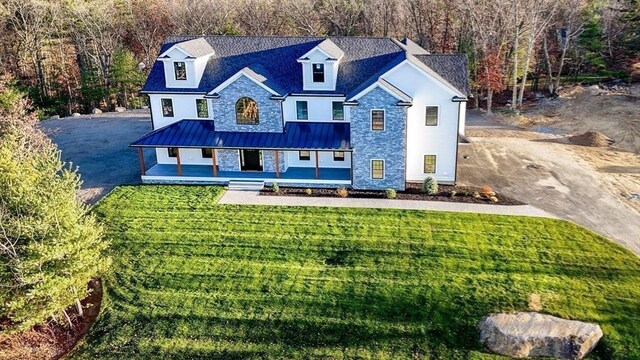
[568,131,615,147]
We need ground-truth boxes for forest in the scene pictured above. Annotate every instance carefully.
[0,0,638,117]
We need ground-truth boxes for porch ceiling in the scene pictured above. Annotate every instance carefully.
[131,119,351,150]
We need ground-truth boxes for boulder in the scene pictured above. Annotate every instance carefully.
[115,106,126,112]
[587,84,603,95]
[91,108,102,114]
[48,115,60,120]
[71,112,81,117]
[479,312,602,359]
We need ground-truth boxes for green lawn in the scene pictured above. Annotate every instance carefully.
[75,185,640,359]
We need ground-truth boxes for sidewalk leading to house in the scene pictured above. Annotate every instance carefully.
[218,190,557,218]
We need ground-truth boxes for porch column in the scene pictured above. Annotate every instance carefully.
[176,148,183,176]
[274,150,280,178]
[137,148,146,176]
[211,148,218,177]
[314,150,319,179]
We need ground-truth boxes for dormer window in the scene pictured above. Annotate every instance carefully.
[174,62,187,80]
[312,64,325,82]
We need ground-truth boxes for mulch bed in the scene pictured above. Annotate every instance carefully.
[0,279,103,360]
[260,183,525,205]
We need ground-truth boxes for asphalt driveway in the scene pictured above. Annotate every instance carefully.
[40,110,155,204]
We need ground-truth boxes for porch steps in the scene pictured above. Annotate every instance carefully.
[227,180,265,191]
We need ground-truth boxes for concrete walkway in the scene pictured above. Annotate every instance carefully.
[218,190,557,218]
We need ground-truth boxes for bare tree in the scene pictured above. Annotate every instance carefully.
[283,0,324,35]
[319,0,365,36]
[168,0,236,35]
[235,0,288,35]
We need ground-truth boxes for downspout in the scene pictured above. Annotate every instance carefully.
[148,94,155,130]
[452,96,467,185]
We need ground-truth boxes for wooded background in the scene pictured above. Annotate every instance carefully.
[0,0,638,117]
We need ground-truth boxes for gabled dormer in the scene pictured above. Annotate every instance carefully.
[297,39,344,91]
[158,38,215,89]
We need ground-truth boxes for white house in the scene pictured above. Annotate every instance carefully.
[132,35,469,190]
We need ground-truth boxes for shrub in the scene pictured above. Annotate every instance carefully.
[480,185,495,197]
[422,177,439,195]
[336,187,348,198]
[305,188,313,196]
[385,188,396,199]
[272,182,279,193]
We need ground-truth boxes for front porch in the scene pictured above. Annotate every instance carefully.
[142,164,351,186]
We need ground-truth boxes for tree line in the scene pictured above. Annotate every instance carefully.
[0,0,638,117]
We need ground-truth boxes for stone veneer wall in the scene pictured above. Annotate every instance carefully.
[350,87,407,190]
[211,75,283,133]
[216,149,240,171]
[262,150,288,173]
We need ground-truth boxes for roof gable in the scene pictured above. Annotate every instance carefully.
[298,39,345,61]
[159,38,215,59]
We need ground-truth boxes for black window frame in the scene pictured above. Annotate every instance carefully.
[196,99,209,118]
[371,159,384,179]
[371,109,385,131]
[299,150,311,161]
[423,155,437,174]
[202,148,213,159]
[296,100,308,120]
[167,147,178,158]
[332,101,344,120]
[174,61,187,80]
[333,151,345,161]
[235,97,259,125]
[312,63,325,82]
[425,106,438,126]
[161,98,174,117]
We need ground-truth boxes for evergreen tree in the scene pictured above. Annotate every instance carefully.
[110,49,145,108]
[0,91,110,331]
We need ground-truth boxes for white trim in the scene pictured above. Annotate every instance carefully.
[296,100,309,120]
[388,58,465,97]
[173,61,188,81]
[142,174,351,186]
[350,81,410,103]
[370,109,385,131]
[208,70,280,96]
[425,105,439,126]
[158,45,191,59]
[297,46,343,62]
[423,154,438,174]
[370,159,385,180]
[195,98,210,119]
[160,97,174,118]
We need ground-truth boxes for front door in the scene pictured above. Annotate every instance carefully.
[240,149,263,171]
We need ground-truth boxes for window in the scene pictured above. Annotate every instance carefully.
[161,98,174,117]
[202,148,213,159]
[296,101,308,120]
[371,160,384,179]
[299,150,311,161]
[424,155,437,174]
[196,99,209,118]
[174,61,187,80]
[333,151,345,161]
[168,147,178,158]
[332,102,344,120]
[425,106,438,126]
[235,97,259,125]
[312,63,324,82]
[371,110,385,131]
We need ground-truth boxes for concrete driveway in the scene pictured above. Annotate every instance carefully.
[40,110,155,204]
[458,110,640,256]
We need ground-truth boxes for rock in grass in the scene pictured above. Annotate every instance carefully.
[479,312,603,359]
[115,106,126,112]
[92,108,102,114]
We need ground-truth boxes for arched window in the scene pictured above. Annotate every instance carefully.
[235,97,259,125]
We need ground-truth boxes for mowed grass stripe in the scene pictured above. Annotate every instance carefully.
[75,185,640,360]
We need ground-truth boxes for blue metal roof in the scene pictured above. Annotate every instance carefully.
[131,120,351,150]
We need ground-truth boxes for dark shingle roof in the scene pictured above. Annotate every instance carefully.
[143,35,469,96]
[414,54,470,95]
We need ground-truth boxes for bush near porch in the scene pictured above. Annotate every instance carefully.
[75,185,640,359]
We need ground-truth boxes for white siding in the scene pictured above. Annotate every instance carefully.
[458,104,466,136]
[149,94,211,129]
[156,148,218,165]
[286,151,351,168]
[300,49,338,91]
[382,62,460,183]
[160,48,210,89]
[282,96,350,122]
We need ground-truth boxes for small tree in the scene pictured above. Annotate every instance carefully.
[0,91,110,331]
[110,49,145,109]
[422,177,439,195]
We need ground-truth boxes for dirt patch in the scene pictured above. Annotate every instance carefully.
[0,279,103,360]
[260,183,525,205]
[568,131,615,147]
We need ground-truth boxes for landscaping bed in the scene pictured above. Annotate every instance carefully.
[71,185,640,359]
[260,183,525,205]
